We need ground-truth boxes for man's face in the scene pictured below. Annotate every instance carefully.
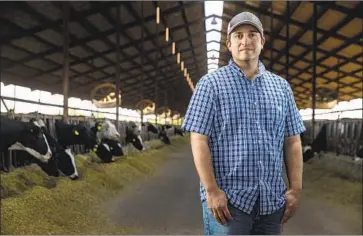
[226,24,265,62]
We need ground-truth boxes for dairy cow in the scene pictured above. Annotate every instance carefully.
[91,121,124,161]
[301,124,328,162]
[30,119,78,179]
[55,120,113,162]
[1,116,52,162]
[125,122,145,151]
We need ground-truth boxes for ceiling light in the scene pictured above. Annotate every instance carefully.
[165,27,169,42]
[172,42,175,54]
[211,17,218,25]
[156,7,160,24]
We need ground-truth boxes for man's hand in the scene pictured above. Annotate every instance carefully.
[206,188,233,225]
[281,188,301,224]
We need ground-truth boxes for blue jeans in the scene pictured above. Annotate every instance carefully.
[202,198,285,235]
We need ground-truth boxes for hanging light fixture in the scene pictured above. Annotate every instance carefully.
[184,68,187,77]
[181,61,184,71]
[211,16,218,25]
[165,27,169,42]
[156,7,160,24]
[177,53,180,64]
[172,42,175,54]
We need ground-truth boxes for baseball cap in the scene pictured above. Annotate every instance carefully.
[227,12,264,37]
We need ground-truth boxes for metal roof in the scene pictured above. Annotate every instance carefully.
[0,1,362,114]
[0,1,207,114]
[219,1,362,110]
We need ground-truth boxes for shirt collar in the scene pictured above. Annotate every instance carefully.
[228,58,266,79]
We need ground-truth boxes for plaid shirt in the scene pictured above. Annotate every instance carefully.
[182,59,306,215]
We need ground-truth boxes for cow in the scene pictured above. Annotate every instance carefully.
[1,116,52,162]
[125,122,145,151]
[91,120,124,161]
[54,120,113,162]
[174,126,185,136]
[30,119,79,180]
[159,125,171,145]
[142,122,171,145]
[301,124,328,162]
[143,122,158,134]
[353,144,363,162]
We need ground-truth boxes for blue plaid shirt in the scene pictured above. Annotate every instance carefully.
[182,59,306,215]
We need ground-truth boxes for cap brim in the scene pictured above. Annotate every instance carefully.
[228,20,263,36]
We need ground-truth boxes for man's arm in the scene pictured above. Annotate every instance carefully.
[282,134,303,224]
[190,132,218,193]
[190,132,232,225]
[284,134,303,191]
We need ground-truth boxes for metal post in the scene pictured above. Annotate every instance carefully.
[62,2,70,121]
[115,5,121,130]
[140,1,144,125]
[154,2,159,125]
[270,5,273,71]
[361,24,363,143]
[285,2,290,82]
[311,2,317,140]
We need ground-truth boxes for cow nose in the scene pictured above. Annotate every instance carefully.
[70,175,79,181]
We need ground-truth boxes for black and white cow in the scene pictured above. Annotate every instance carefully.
[1,116,52,162]
[159,125,171,145]
[125,122,145,151]
[143,122,171,145]
[91,120,124,161]
[30,119,78,180]
[301,124,328,162]
[174,126,185,136]
[55,120,113,162]
[353,144,363,162]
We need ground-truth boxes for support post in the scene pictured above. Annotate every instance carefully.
[311,2,317,140]
[285,2,290,82]
[269,5,273,71]
[154,2,159,125]
[115,5,121,130]
[62,2,70,121]
[139,1,144,125]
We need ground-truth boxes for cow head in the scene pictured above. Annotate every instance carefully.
[144,122,159,134]
[34,119,79,180]
[9,119,52,162]
[93,142,114,163]
[93,120,120,142]
[102,138,124,157]
[125,123,145,151]
[71,124,98,150]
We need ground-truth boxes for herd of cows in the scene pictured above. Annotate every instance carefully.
[0,116,185,180]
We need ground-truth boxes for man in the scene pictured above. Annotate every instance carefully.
[182,11,306,235]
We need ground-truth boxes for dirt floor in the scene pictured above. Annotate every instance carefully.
[106,146,363,235]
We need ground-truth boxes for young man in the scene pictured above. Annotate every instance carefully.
[182,11,306,235]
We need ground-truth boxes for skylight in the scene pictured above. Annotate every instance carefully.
[204,1,224,74]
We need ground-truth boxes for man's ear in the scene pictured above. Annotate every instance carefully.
[226,39,231,52]
[261,36,265,49]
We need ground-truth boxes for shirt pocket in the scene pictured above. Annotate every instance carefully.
[261,94,285,128]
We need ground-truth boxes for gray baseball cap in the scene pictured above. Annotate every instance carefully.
[227,12,264,37]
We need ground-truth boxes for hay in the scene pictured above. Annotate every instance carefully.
[301,153,362,208]
[0,135,190,235]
